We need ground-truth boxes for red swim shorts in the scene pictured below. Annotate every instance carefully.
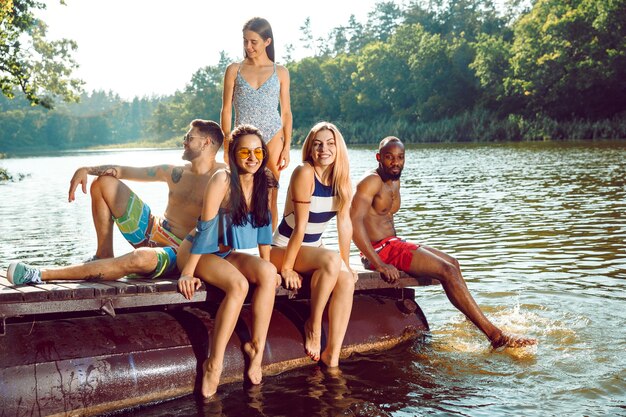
[361,237,420,272]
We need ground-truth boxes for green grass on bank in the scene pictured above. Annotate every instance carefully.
[293,110,626,145]
[3,112,625,156]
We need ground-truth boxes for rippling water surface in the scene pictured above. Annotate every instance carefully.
[1,141,624,416]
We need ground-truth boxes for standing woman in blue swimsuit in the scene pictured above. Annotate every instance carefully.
[271,121,357,368]
[177,125,281,398]
[221,17,292,230]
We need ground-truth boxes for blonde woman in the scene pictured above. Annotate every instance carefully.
[271,122,356,368]
[221,17,292,230]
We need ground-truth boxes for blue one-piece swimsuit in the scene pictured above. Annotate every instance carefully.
[233,63,282,143]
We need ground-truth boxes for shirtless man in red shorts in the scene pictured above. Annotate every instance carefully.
[350,136,537,350]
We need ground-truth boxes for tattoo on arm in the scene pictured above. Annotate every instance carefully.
[172,167,183,183]
[84,273,105,281]
[147,165,172,178]
[89,165,118,177]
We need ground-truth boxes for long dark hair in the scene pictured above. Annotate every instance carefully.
[243,17,275,62]
[228,125,271,227]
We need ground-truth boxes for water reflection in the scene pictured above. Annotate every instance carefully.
[305,366,355,415]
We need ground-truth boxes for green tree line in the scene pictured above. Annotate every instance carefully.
[1,0,625,154]
[0,91,159,152]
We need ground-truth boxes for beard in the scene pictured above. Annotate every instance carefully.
[378,165,403,181]
[182,148,198,162]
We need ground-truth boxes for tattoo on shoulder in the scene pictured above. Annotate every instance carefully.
[90,165,118,177]
[171,167,183,183]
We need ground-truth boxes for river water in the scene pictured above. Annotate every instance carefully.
[1,141,624,416]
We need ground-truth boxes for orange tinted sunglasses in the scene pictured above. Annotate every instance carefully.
[236,147,265,160]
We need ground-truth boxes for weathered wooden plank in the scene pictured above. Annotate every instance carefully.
[0,266,437,322]
[351,263,438,287]
[0,278,24,302]
[30,283,74,300]
[119,277,157,294]
[0,289,208,317]
[356,274,438,289]
[7,285,51,302]
[95,280,139,295]
[0,286,24,303]
[131,277,179,292]
[74,281,119,297]
[47,282,98,299]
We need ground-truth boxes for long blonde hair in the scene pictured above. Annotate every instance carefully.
[301,122,352,212]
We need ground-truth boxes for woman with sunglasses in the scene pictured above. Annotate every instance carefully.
[177,124,281,398]
[221,17,292,230]
[271,121,356,368]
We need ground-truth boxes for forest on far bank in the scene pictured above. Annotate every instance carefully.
[1,0,625,155]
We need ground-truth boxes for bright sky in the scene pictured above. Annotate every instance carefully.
[38,0,389,100]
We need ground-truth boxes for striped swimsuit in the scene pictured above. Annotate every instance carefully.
[233,63,282,142]
[273,174,337,247]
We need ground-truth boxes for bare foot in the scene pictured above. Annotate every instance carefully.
[491,332,537,351]
[243,341,263,385]
[304,319,321,361]
[201,359,222,398]
[319,349,339,368]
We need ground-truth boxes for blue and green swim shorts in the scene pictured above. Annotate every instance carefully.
[113,191,182,278]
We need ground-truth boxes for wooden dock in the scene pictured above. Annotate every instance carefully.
[0,260,437,416]
[0,263,437,335]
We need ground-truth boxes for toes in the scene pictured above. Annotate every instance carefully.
[244,342,264,384]
[306,349,319,361]
[247,367,263,385]
[201,360,221,398]
[304,320,322,361]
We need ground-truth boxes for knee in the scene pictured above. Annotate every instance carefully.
[337,270,355,293]
[258,262,278,286]
[90,175,118,195]
[226,276,249,301]
[438,261,462,284]
[127,248,158,273]
[449,256,461,271]
[319,251,342,276]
